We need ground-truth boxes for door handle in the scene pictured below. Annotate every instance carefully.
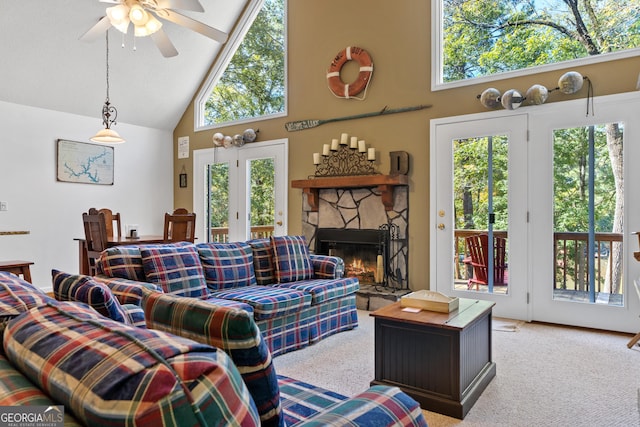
[276,221,283,226]
[438,223,445,230]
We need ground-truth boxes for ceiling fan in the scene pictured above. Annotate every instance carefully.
[80,0,229,57]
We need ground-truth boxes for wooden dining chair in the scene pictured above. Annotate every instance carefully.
[83,208,109,275]
[98,208,122,238]
[163,210,196,243]
[465,234,508,290]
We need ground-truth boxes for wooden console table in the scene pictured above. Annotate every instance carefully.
[370,299,496,419]
[0,260,34,283]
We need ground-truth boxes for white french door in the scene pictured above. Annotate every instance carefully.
[431,92,640,332]
[529,94,640,332]
[193,139,288,242]
[431,114,529,320]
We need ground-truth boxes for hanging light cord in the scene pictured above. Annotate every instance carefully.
[105,31,111,104]
[585,77,594,117]
[102,31,118,129]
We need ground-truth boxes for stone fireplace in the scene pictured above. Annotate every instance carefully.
[292,175,409,308]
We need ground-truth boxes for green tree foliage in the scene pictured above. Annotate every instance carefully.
[553,126,617,233]
[204,0,285,125]
[249,158,275,226]
[453,136,508,231]
[208,163,229,228]
[443,0,640,81]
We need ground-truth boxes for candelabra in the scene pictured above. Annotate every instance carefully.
[313,136,378,177]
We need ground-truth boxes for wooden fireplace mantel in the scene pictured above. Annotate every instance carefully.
[291,174,408,212]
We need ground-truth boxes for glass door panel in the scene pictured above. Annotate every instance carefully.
[207,162,230,242]
[432,114,528,320]
[247,157,276,240]
[453,135,509,295]
[552,123,624,306]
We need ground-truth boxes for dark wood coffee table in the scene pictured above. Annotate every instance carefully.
[370,298,496,419]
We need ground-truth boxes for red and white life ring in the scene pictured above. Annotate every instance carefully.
[326,46,373,99]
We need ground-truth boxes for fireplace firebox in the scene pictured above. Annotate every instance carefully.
[315,228,390,286]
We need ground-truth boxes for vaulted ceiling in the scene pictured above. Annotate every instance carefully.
[0,0,249,130]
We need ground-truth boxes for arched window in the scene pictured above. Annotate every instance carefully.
[195,0,286,130]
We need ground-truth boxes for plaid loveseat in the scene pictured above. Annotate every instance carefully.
[142,288,428,427]
[95,236,360,357]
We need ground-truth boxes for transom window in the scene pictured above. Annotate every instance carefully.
[433,0,640,89]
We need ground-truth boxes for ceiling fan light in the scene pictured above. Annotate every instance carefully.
[90,128,125,144]
[145,15,163,35]
[134,24,149,37]
[129,5,149,26]
[107,4,129,21]
[106,5,130,33]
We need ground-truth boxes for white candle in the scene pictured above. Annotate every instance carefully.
[322,144,330,156]
[350,136,358,148]
[340,133,349,144]
[331,139,339,150]
[358,140,366,153]
[368,147,376,161]
[313,153,321,164]
[376,255,384,283]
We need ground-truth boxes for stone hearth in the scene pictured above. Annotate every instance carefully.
[356,284,411,311]
[293,175,409,308]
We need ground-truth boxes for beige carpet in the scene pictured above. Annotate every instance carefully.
[492,317,524,332]
[273,310,640,426]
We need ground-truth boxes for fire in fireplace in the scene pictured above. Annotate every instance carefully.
[315,228,390,286]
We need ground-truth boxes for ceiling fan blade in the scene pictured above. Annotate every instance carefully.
[161,10,228,43]
[80,16,113,42]
[99,0,121,3]
[151,29,179,57]
[155,0,204,12]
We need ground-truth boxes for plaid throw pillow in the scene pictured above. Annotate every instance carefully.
[0,273,53,319]
[197,242,257,291]
[271,236,313,283]
[98,246,145,281]
[52,269,130,324]
[141,244,208,298]
[249,238,276,285]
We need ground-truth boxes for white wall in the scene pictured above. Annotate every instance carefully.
[0,101,174,290]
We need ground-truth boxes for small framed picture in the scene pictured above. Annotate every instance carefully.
[179,173,188,188]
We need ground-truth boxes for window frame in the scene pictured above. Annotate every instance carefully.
[194,0,288,131]
[431,0,640,91]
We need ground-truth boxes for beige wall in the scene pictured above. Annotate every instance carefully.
[172,0,640,291]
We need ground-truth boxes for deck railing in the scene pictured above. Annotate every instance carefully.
[454,229,623,294]
[553,231,622,293]
[209,225,275,243]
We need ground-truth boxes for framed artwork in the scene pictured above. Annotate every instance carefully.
[56,139,114,185]
[179,173,188,188]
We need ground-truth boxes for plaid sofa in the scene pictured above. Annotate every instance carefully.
[0,272,260,426]
[0,272,427,427]
[94,236,360,357]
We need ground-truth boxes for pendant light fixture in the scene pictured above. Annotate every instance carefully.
[91,31,125,144]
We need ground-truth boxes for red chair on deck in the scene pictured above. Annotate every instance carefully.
[465,234,508,290]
